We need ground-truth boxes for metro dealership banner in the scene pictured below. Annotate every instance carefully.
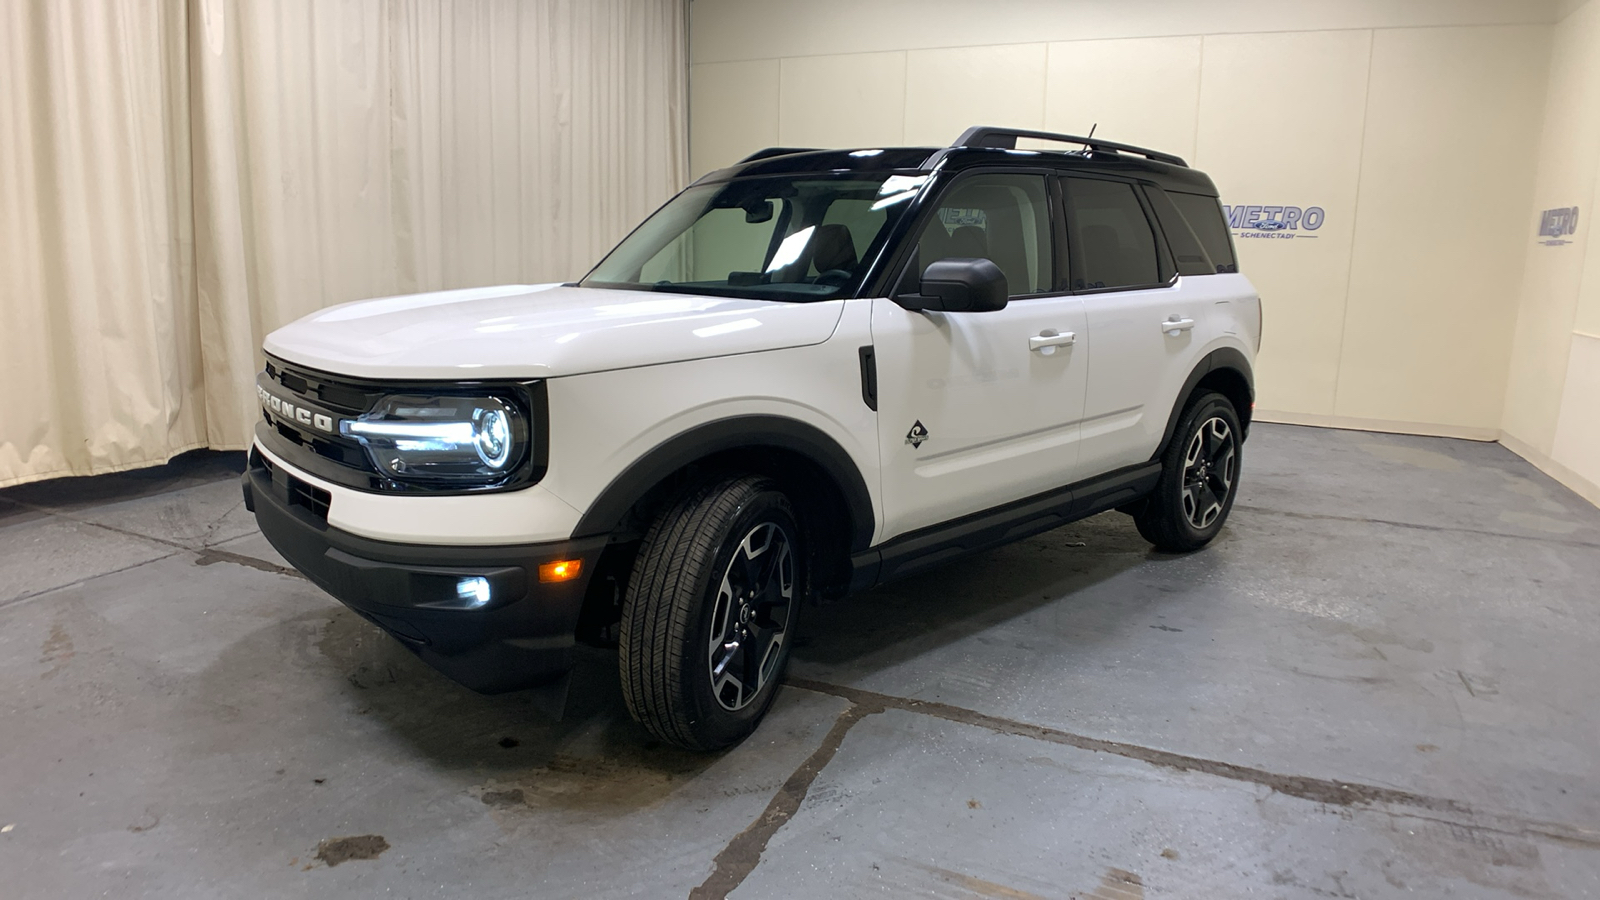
[1223,204,1326,240]
[1537,206,1579,247]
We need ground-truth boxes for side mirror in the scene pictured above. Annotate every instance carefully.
[898,258,1008,312]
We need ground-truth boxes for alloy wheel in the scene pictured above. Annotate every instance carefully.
[707,521,795,711]
[1181,417,1236,530]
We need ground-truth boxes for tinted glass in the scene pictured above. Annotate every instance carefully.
[1168,191,1238,273]
[821,198,888,260]
[912,173,1053,296]
[1145,188,1214,278]
[585,173,926,302]
[1065,178,1161,290]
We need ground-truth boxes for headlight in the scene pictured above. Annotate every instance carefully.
[342,394,528,485]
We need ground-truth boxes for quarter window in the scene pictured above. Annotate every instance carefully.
[911,173,1054,297]
[1064,178,1161,290]
[1168,191,1238,274]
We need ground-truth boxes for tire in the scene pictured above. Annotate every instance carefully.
[1133,391,1243,553]
[618,475,804,751]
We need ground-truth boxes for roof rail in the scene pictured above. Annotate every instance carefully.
[739,147,819,163]
[951,126,1187,168]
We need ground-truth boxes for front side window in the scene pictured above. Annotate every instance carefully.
[584,174,927,302]
[908,173,1054,297]
[1064,177,1162,290]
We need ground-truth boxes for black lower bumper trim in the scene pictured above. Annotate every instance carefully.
[244,460,607,693]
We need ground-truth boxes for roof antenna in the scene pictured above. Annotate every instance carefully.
[1082,123,1097,151]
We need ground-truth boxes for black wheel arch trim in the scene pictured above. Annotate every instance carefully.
[1154,347,1254,461]
[571,416,877,552]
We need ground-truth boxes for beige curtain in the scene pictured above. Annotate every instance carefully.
[1,0,687,487]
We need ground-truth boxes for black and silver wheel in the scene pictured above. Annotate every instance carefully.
[1180,416,1236,530]
[619,475,803,751]
[1134,391,1243,552]
[707,521,795,712]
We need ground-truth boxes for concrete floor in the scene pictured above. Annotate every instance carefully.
[2,423,1599,899]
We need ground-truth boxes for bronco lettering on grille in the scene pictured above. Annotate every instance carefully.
[257,384,336,433]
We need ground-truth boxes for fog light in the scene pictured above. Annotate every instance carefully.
[457,577,491,608]
[538,559,582,583]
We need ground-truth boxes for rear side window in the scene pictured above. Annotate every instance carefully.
[1064,178,1161,290]
[1168,192,1238,274]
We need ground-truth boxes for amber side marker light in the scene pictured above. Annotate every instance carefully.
[539,559,582,583]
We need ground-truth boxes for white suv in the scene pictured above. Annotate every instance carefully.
[243,127,1261,750]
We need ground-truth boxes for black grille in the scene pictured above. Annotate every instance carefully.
[260,356,384,488]
[267,360,375,415]
[275,358,377,413]
[287,473,332,521]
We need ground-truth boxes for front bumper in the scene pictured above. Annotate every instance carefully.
[242,454,607,693]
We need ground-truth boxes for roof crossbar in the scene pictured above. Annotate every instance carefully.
[952,126,1188,167]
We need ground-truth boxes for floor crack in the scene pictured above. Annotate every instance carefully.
[1234,504,1600,550]
[784,677,1600,851]
[689,700,885,900]
[0,551,184,611]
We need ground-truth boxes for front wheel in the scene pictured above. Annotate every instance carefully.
[618,475,803,751]
[1134,391,1243,552]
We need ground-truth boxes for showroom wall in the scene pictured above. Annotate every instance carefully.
[1502,0,1600,507]
[0,0,687,487]
[688,1,1563,442]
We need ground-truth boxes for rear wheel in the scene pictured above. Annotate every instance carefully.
[1134,391,1242,552]
[618,475,802,751]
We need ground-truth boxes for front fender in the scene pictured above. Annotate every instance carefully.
[570,414,876,551]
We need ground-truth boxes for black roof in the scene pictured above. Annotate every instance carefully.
[701,126,1219,196]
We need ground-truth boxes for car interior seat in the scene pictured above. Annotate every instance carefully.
[803,223,859,281]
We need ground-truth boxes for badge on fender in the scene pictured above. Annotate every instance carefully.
[905,420,929,448]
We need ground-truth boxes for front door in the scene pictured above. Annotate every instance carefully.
[872,172,1089,542]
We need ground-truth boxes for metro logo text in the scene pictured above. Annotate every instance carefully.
[1223,204,1326,240]
[1538,206,1579,246]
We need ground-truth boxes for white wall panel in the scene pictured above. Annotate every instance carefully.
[1551,333,1600,493]
[1195,30,1372,419]
[690,59,781,176]
[904,44,1047,147]
[692,0,1562,64]
[1043,37,1201,164]
[1499,0,1600,505]
[1502,0,1600,452]
[1335,25,1549,430]
[778,52,907,149]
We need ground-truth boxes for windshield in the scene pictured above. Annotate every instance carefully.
[582,173,929,302]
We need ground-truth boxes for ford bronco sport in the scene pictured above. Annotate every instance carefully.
[242,126,1260,750]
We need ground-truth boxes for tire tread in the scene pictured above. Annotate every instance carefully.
[619,475,776,750]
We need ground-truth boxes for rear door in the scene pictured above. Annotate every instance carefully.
[1064,176,1211,476]
[872,171,1089,541]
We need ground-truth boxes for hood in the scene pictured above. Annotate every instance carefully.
[262,284,846,380]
